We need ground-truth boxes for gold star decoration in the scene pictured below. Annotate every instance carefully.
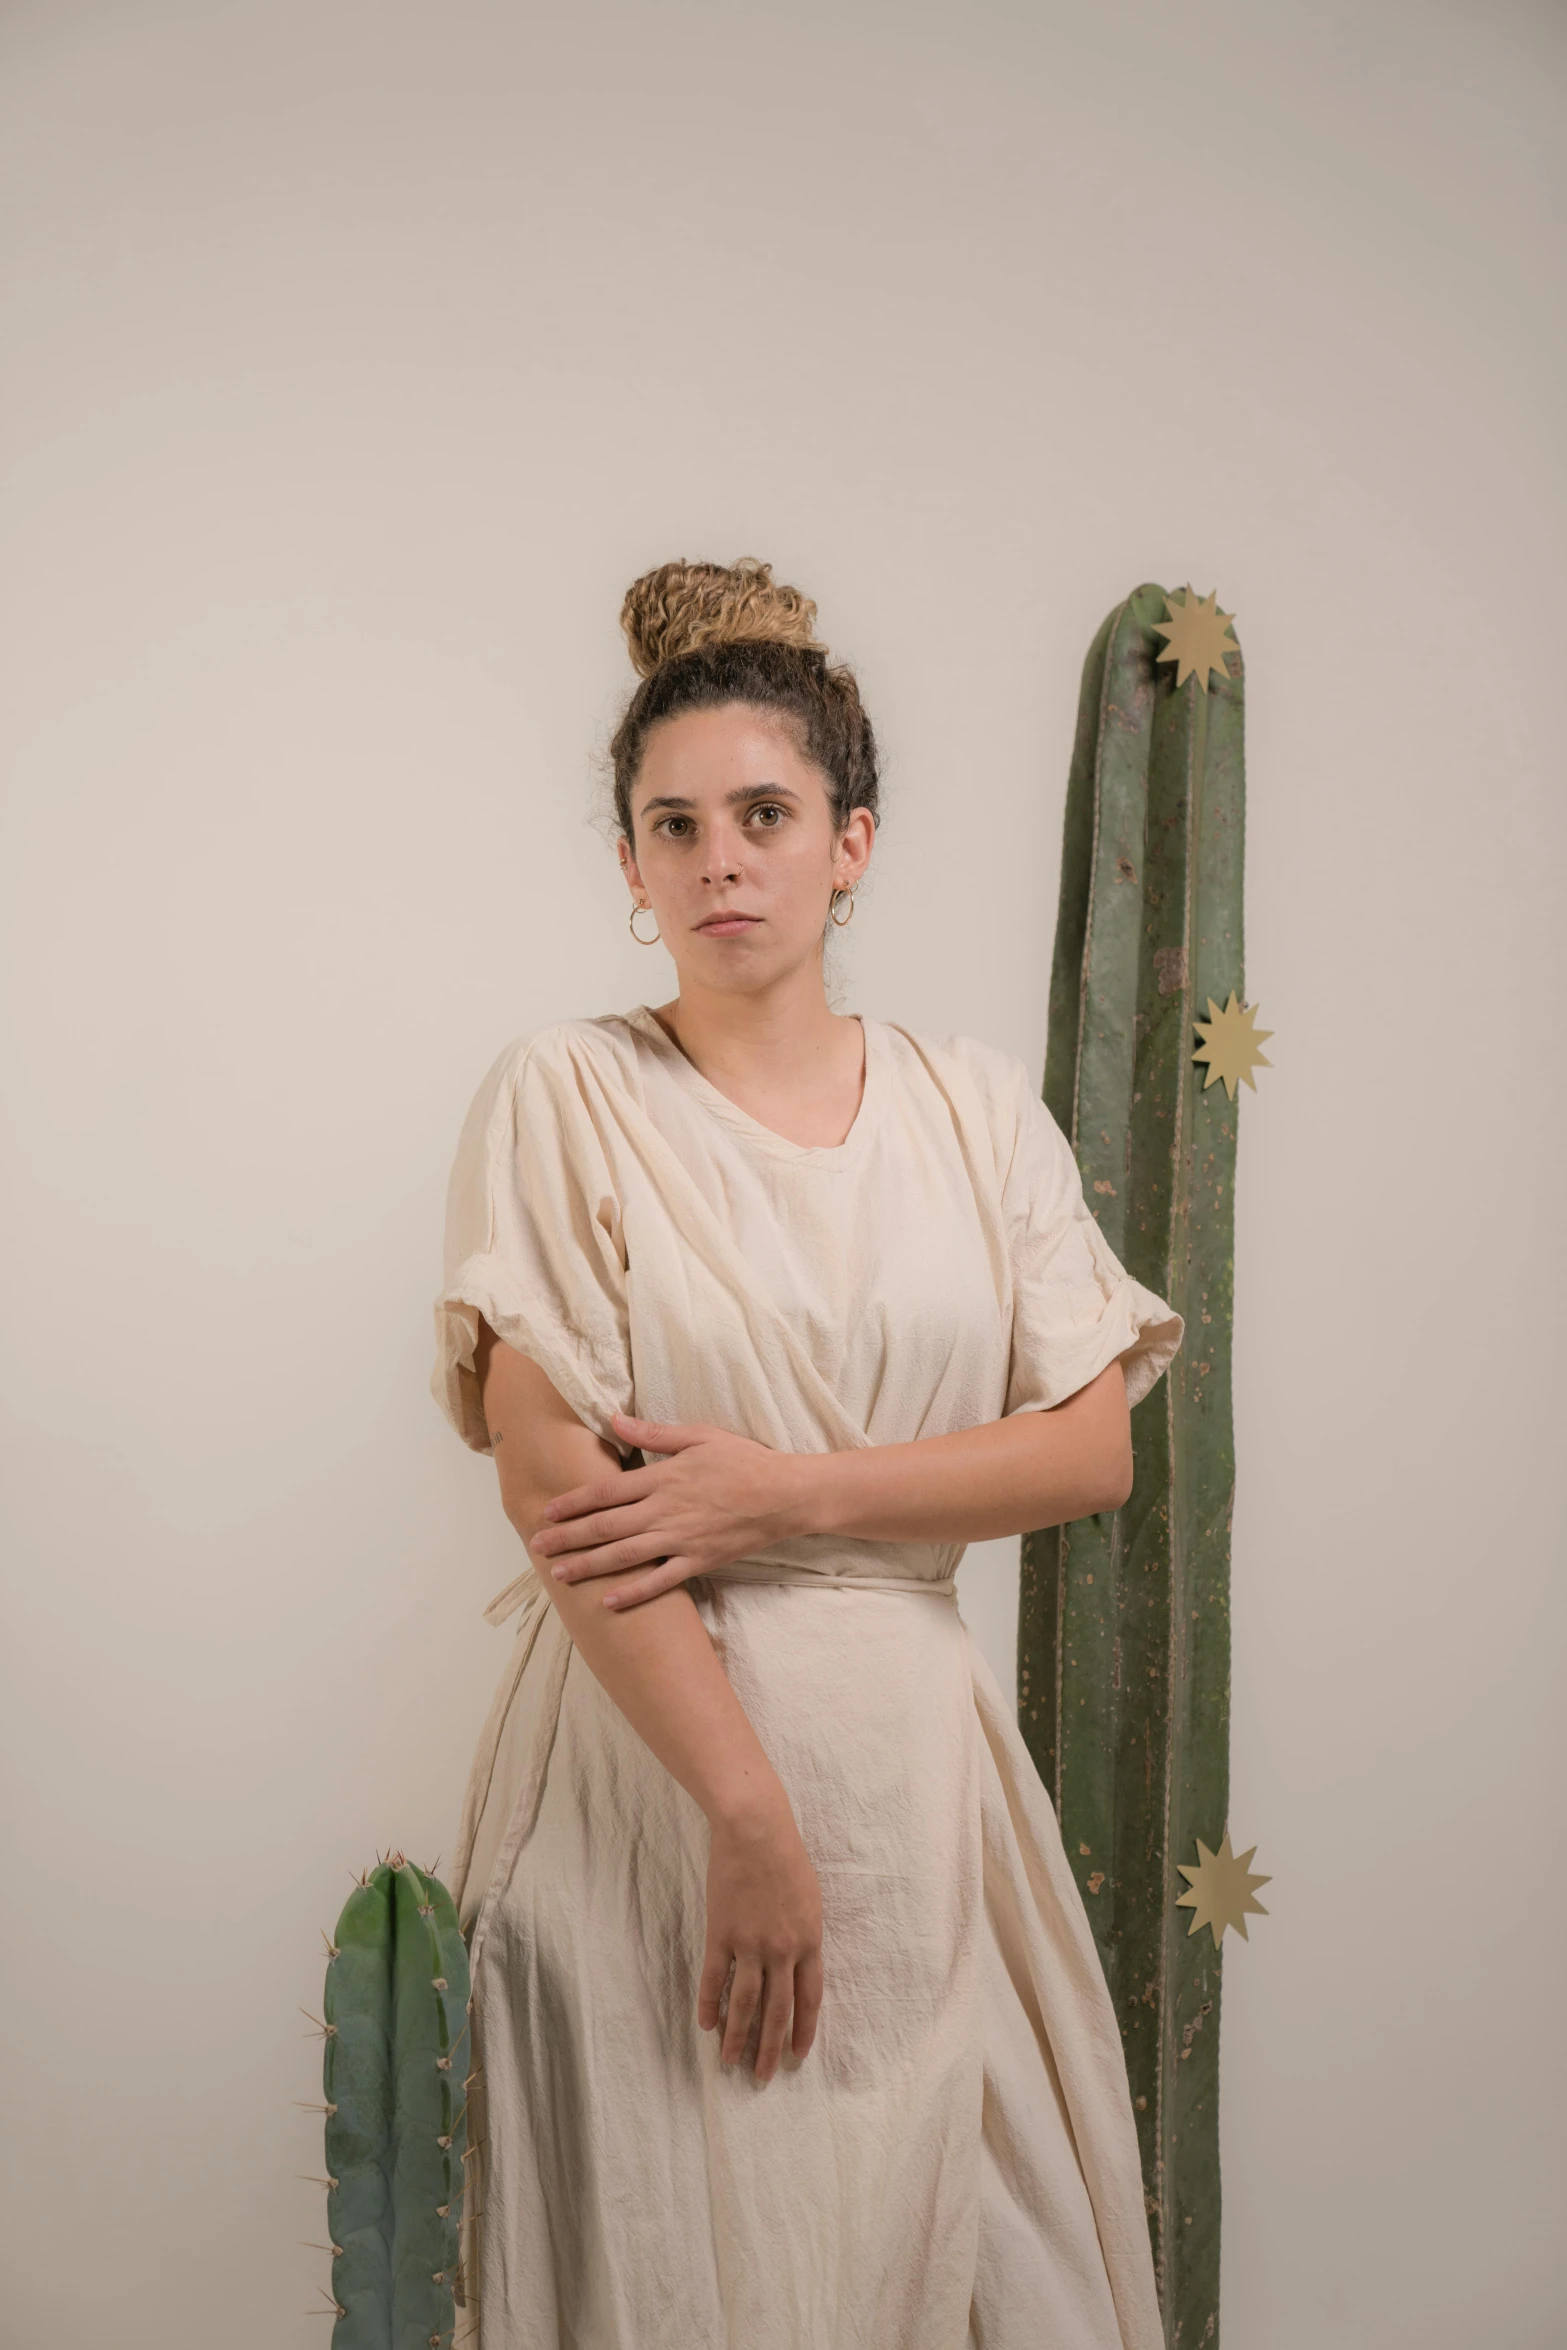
[1193,991,1273,1099]
[1175,1831,1271,1950]
[1152,585,1239,693]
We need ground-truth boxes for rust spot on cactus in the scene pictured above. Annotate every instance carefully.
[1087,1871,1106,1894]
[1154,945,1188,995]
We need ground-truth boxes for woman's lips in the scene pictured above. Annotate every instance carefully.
[696,916,761,935]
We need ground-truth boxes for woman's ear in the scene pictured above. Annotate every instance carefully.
[826,803,878,883]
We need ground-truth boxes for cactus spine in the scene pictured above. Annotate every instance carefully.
[1019,583,1244,2345]
[321,1857,471,2350]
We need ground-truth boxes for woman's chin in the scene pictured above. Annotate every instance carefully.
[676,935,822,991]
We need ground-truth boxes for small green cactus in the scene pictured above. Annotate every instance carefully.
[318,1856,471,2350]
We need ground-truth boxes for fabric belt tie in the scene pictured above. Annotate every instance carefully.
[482,1558,957,1626]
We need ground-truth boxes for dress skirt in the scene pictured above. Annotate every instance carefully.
[448,1563,1163,2350]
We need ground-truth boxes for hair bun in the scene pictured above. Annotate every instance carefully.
[619,556,828,678]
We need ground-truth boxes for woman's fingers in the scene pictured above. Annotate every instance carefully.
[697,1945,731,2034]
[610,1410,709,1447]
[790,1949,824,2059]
[540,1529,673,1584]
[702,1953,819,2083]
[538,1468,653,1524]
[720,1954,765,2067]
[533,1497,652,1563]
[598,1561,702,1609]
[752,1965,799,2086]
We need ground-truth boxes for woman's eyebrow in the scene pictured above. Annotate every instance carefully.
[639,783,803,814]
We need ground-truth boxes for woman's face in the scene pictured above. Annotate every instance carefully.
[619,703,873,993]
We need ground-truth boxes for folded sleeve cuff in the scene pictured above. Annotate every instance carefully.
[432,1250,636,1457]
[1003,1271,1184,1417]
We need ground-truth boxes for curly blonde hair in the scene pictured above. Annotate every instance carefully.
[609,556,880,845]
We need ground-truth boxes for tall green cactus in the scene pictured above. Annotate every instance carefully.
[1019,583,1244,2345]
[318,1856,471,2350]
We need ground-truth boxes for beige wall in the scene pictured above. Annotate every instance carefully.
[2,2,1562,2342]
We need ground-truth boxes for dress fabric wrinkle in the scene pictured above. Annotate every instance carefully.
[431,1002,1183,2350]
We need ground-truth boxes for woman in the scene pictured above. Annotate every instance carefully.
[432,557,1183,2350]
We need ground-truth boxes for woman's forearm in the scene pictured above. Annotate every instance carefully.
[520,1512,786,1830]
[479,1326,787,1829]
[792,1360,1134,1545]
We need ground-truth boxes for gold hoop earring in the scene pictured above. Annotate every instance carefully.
[629,901,661,945]
[829,886,857,928]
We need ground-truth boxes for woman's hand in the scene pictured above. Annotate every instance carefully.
[702,1786,824,2084]
[528,1411,811,1608]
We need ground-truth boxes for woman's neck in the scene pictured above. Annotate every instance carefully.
[646,988,867,1151]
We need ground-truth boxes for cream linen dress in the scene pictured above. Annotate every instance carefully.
[431,1003,1183,2350]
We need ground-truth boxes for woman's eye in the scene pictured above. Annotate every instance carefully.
[656,804,785,839]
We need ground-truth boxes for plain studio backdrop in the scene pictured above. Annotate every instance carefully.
[2,3,1562,2343]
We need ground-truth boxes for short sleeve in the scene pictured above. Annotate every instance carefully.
[998,1059,1184,1416]
[431,1032,636,1456]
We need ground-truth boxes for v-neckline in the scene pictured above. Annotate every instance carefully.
[625,1003,882,1165]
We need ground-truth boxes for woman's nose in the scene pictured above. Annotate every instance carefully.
[699,827,744,881]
